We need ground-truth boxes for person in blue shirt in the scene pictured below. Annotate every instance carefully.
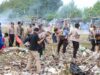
[62,24,70,53]
[63,27,70,37]
[0,23,4,50]
[55,23,70,54]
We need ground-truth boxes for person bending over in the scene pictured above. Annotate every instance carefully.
[24,28,46,73]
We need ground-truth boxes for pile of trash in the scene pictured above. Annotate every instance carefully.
[0,47,69,75]
[0,45,100,75]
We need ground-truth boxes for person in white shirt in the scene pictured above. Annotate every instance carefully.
[16,21,24,47]
[69,23,80,58]
[89,25,96,51]
[9,22,15,47]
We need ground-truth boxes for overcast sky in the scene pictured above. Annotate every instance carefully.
[0,0,98,9]
[0,0,4,4]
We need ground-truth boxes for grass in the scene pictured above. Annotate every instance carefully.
[80,34,91,48]
[81,42,91,48]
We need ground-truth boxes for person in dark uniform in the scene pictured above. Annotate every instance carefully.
[24,28,46,73]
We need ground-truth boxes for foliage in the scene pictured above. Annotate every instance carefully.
[0,0,100,21]
[0,0,63,20]
[46,13,57,21]
[83,1,100,20]
[57,1,82,18]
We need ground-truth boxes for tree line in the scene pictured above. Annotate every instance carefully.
[0,0,100,21]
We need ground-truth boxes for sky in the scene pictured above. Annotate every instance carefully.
[0,0,4,4]
[62,0,98,9]
[0,0,98,9]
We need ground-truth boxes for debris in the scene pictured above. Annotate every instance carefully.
[0,46,100,75]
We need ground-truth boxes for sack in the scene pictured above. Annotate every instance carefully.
[16,35,23,45]
[0,37,4,49]
[70,62,85,75]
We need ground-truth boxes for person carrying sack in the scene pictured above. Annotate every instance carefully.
[24,28,46,73]
[16,21,24,47]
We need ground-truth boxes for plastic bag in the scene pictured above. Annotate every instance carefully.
[70,62,85,75]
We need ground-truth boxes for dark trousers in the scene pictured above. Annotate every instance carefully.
[52,33,57,43]
[38,41,45,57]
[72,41,79,58]
[9,34,15,47]
[90,39,95,51]
[57,38,68,54]
[38,46,44,57]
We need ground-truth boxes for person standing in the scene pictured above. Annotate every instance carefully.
[16,21,24,47]
[69,23,80,59]
[24,28,46,73]
[62,22,70,53]
[38,24,46,56]
[89,25,96,51]
[9,22,15,47]
[0,23,4,51]
[0,31,4,51]
[54,27,61,54]
[0,23,1,31]
[54,22,70,55]
[95,27,100,52]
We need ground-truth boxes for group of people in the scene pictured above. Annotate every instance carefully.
[0,21,24,50]
[53,22,80,59]
[0,20,100,74]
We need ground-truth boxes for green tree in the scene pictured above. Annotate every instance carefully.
[83,1,100,20]
[93,1,100,16]
[57,0,82,18]
[0,0,63,20]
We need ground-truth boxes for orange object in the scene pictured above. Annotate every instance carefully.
[16,35,23,45]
